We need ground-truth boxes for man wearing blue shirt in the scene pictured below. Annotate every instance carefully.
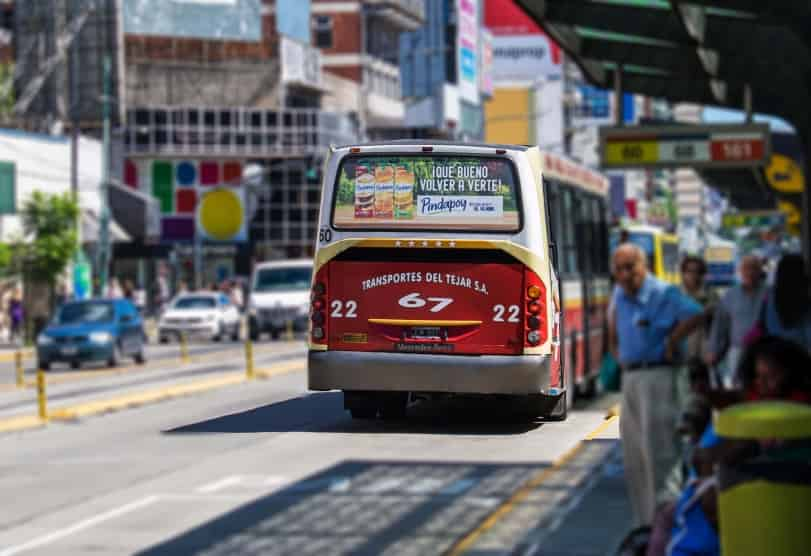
[610,244,703,527]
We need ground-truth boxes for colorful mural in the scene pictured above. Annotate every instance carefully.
[124,158,248,243]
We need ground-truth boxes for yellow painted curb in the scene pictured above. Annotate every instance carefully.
[48,360,307,421]
[50,373,247,420]
[606,402,621,418]
[0,350,32,363]
[0,414,45,433]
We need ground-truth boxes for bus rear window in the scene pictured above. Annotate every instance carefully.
[331,156,521,232]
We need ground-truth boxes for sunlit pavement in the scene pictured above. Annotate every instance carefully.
[0,358,627,556]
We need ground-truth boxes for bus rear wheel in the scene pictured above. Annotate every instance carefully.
[344,391,378,420]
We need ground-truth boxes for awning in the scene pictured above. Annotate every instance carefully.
[108,181,161,242]
[81,209,130,244]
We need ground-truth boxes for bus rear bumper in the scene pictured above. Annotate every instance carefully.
[308,350,554,395]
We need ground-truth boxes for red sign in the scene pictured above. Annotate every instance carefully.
[485,0,542,35]
[710,138,765,162]
[327,261,526,355]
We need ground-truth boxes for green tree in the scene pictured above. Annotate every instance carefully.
[12,192,80,339]
[15,191,79,284]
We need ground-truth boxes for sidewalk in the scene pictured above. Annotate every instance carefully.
[456,410,632,556]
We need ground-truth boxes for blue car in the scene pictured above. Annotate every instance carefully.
[37,298,146,370]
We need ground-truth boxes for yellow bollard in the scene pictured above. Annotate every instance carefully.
[15,350,24,387]
[245,336,254,379]
[180,332,189,363]
[286,319,294,341]
[36,368,47,421]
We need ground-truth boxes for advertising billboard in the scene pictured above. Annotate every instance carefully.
[123,0,262,41]
[480,29,494,97]
[484,0,561,83]
[457,0,480,105]
[331,156,520,232]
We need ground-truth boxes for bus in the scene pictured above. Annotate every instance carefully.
[611,225,680,285]
[542,152,611,404]
[308,142,610,420]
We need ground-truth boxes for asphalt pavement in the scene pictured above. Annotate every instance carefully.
[0,348,628,556]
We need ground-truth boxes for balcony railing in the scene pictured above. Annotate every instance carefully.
[123,106,358,157]
[364,0,425,25]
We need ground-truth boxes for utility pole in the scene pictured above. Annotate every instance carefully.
[97,55,111,296]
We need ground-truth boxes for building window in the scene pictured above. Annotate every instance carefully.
[313,16,333,49]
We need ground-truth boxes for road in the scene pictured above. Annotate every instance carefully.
[0,345,626,556]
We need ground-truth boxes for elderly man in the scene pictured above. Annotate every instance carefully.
[705,255,766,387]
[610,244,703,527]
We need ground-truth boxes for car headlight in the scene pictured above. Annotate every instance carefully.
[89,331,113,344]
[37,334,53,345]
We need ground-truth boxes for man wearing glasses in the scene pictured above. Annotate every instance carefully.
[610,243,704,528]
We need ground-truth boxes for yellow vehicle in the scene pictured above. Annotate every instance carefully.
[610,225,680,285]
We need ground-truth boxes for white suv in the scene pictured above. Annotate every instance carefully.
[248,259,313,340]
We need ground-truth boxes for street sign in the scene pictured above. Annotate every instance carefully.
[721,211,785,229]
[599,124,770,169]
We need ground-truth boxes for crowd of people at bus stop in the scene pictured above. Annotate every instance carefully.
[609,245,811,556]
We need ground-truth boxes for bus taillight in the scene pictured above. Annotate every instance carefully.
[310,267,328,344]
[525,269,547,347]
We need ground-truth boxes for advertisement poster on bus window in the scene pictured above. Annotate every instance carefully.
[332,157,520,231]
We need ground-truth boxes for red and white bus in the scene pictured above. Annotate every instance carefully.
[307,141,609,420]
[541,152,611,411]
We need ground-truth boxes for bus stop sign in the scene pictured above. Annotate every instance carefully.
[599,124,770,169]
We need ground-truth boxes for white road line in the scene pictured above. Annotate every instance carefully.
[195,475,243,494]
[0,495,159,556]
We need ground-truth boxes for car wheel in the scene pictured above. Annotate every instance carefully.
[159,336,169,344]
[70,361,80,370]
[134,350,145,365]
[38,360,50,371]
[107,343,122,368]
[544,392,568,421]
[212,322,224,342]
[270,329,280,340]
[230,324,240,342]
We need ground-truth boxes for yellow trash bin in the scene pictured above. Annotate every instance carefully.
[715,401,811,556]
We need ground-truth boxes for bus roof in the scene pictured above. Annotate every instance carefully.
[539,150,609,197]
[332,140,530,151]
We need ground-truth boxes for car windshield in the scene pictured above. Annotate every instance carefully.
[56,302,114,325]
[253,267,312,292]
[173,296,217,310]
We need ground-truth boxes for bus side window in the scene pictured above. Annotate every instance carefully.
[561,186,579,275]
[543,178,560,270]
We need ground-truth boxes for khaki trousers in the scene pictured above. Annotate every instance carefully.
[620,365,680,527]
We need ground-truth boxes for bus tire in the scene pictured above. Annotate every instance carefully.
[344,391,377,420]
[378,392,408,421]
[545,392,568,421]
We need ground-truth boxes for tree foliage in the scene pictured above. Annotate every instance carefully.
[15,191,79,285]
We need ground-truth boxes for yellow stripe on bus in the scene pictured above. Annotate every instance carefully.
[368,318,482,327]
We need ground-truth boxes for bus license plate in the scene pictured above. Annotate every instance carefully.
[410,327,441,339]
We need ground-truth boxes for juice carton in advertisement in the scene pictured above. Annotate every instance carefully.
[394,164,415,219]
[354,165,375,217]
[374,165,394,218]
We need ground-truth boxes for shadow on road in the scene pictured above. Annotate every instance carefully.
[165,392,543,436]
[136,458,554,556]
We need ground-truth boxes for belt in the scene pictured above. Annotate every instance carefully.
[624,360,670,371]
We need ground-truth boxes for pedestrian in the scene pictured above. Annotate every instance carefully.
[107,277,123,299]
[679,256,718,361]
[759,254,811,350]
[8,288,23,345]
[610,243,703,528]
[229,279,244,311]
[705,255,766,388]
[122,279,135,301]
